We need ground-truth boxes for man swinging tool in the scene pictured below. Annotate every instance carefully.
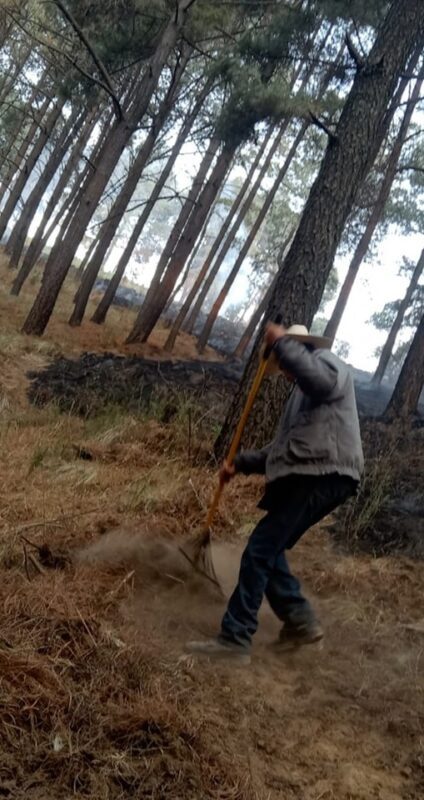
[186,322,364,664]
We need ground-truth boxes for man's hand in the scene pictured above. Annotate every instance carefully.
[265,322,287,348]
[219,459,236,484]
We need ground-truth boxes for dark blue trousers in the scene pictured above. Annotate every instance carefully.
[220,474,356,648]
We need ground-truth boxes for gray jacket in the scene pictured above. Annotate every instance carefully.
[235,337,364,483]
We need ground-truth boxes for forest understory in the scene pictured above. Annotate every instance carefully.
[1,258,423,800]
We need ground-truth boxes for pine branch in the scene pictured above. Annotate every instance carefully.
[52,0,123,121]
[393,95,424,109]
[6,8,121,114]
[345,32,365,69]
[400,72,424,79]
[397,163,424,174]
[309,111,338,143]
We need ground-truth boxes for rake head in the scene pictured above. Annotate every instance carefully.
[179,528,224,595]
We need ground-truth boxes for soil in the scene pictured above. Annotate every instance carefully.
[78,527,424,800]
[1,257,423,799]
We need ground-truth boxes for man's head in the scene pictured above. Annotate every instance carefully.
[265,322,333,353]
[264,323,333,382]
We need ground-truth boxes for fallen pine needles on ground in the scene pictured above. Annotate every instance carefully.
[0,563,258,800]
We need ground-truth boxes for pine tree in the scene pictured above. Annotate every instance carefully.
[371,251,424,385]
[90,79,213,325]
[6,105,84,268]
[11,107,109,296]
[162,124,277,351]
[0,97,65,241]
[22,0,196,336]
[69,45,191,327]
[125,6,328,343]
[383,312,424,420]
[215,0,424,459]
[324,57,424,341]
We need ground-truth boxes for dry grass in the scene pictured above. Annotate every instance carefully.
[0,259,263,797]
[0,561,259,799]
[0,393,260,798]
[0,251,221,363]
[1,250,424,799]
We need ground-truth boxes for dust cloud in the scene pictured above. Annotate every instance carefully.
[77,527,242,598]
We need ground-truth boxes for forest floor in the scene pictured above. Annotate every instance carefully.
[0,256,423,800]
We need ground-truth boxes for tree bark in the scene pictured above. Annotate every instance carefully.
[232,227,295,359]
[91,78,212,325]
[372,248,424,385]
[0,41,31,106]
[324,58,424,342]
[383,312,424,421]
[0,98,65,241]
[163,180,229,315]
[0,72,50,191]
[0,15,13,50]
[233,276,277,359]
[215,0,424,459]
[0,50,41,174]
[197,120,309,353]
[22,4,193,336]
[125,140,235,344]
[10,109,104,295]
[6,106,83,268]
[68,48,190,327]
[180,36,341,342]
[164,123,284,348]
[125,24,320,348]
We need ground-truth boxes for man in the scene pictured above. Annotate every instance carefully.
[186,322,364,665]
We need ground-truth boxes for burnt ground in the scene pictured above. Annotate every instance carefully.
[0,275,423,798]
[26,353,424,560]
[26,350,424,420]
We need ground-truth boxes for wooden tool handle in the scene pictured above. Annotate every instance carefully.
[205,313,282,529]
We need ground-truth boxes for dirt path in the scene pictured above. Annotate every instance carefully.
[80,529,424,800]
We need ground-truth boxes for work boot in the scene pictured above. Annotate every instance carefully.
[185,637,251,665]
[273,620,324,652]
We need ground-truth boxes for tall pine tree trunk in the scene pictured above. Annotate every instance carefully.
[163,179,231,315]
[125,141,235,344]
[164,123,285,348]
[383,313,424,420]
[0,97,62,236]
[6,107,83,268]
[188,122,310,337]
[324,60,424,341]
[0,63,46,177]
[10,109,102,296]
[0,42,31,105]
[233,276,277,359]
[197,120,309,353]
[215,0,424,459]
[232,228,295,358]
[0,81,50,199]
[372,248,424,385]
[91,79,211,325]
[22,2,193,336]
[181,39,341,342]
[69,49,190,327]
[118,134,220,337]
